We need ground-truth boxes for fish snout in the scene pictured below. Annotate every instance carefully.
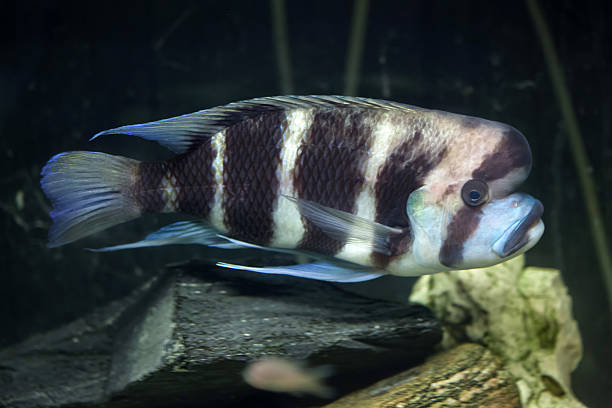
[492,195,544,258]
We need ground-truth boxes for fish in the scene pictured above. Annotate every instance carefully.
[242,357,334,398]
[40,95,544,282]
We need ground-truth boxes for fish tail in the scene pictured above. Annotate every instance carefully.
[40,151,142,247]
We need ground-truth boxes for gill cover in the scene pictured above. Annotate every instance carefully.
[405,186,452,271]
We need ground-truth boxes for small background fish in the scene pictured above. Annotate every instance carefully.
[243,356,334,398]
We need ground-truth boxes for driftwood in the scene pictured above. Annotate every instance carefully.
[0,264,442,408]
[324,343,521,408]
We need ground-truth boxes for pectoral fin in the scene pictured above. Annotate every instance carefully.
[284,196,402,255]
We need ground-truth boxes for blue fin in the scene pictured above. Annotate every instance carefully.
[215,234,267,250]
[89,96,422,154]
[90,221,241,252]
[216,261,384,283]
[284,196,402,255]
[40,151,142,247]
[90,111,214,154]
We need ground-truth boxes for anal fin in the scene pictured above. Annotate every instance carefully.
[89,220,386,283]
[89,221,240,252]
[216,261,384,283]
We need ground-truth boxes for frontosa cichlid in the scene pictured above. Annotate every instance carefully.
[41,96,544,282]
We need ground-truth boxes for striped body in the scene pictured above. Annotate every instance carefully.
[129,102,519,273]
[41,96,544,278]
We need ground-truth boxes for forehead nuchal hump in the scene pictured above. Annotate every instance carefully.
[472,126,532,182]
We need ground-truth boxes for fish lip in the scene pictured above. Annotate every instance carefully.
[494,199,544,258]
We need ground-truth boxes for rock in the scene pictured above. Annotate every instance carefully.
[0,264,442,408]
[409,255,584,408]
[324,343,520,408]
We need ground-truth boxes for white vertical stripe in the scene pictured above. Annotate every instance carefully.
[160,171,178,213]
[269,109,314,248]
[209,130,228,233]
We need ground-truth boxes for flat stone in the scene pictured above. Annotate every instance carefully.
[324,343,521,408]
[0,264,442,407]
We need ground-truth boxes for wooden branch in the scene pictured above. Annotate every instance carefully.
[324,343,520,408]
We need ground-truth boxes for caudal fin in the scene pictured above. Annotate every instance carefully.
[41,151,142,247]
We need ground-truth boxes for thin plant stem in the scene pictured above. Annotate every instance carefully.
[270,0,293,94]
[526,0,612,319]
[344,0,369,96]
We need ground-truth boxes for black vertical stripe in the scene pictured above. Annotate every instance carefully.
[372,131,447,268]
[439,207,483,267]
[222,110,286,244]
[168,142,216,218]
[133,162,166,213]
[293,109,373,255]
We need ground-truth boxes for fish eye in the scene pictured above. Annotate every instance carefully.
[461,179,489,207]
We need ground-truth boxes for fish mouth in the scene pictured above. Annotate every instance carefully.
[493,199,544,258]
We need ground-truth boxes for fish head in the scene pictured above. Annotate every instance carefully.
[399,117,544,273]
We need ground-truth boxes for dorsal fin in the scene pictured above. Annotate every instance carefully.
[90,96,421,154]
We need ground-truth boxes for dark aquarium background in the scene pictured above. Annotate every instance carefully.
[3,0,612,406]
